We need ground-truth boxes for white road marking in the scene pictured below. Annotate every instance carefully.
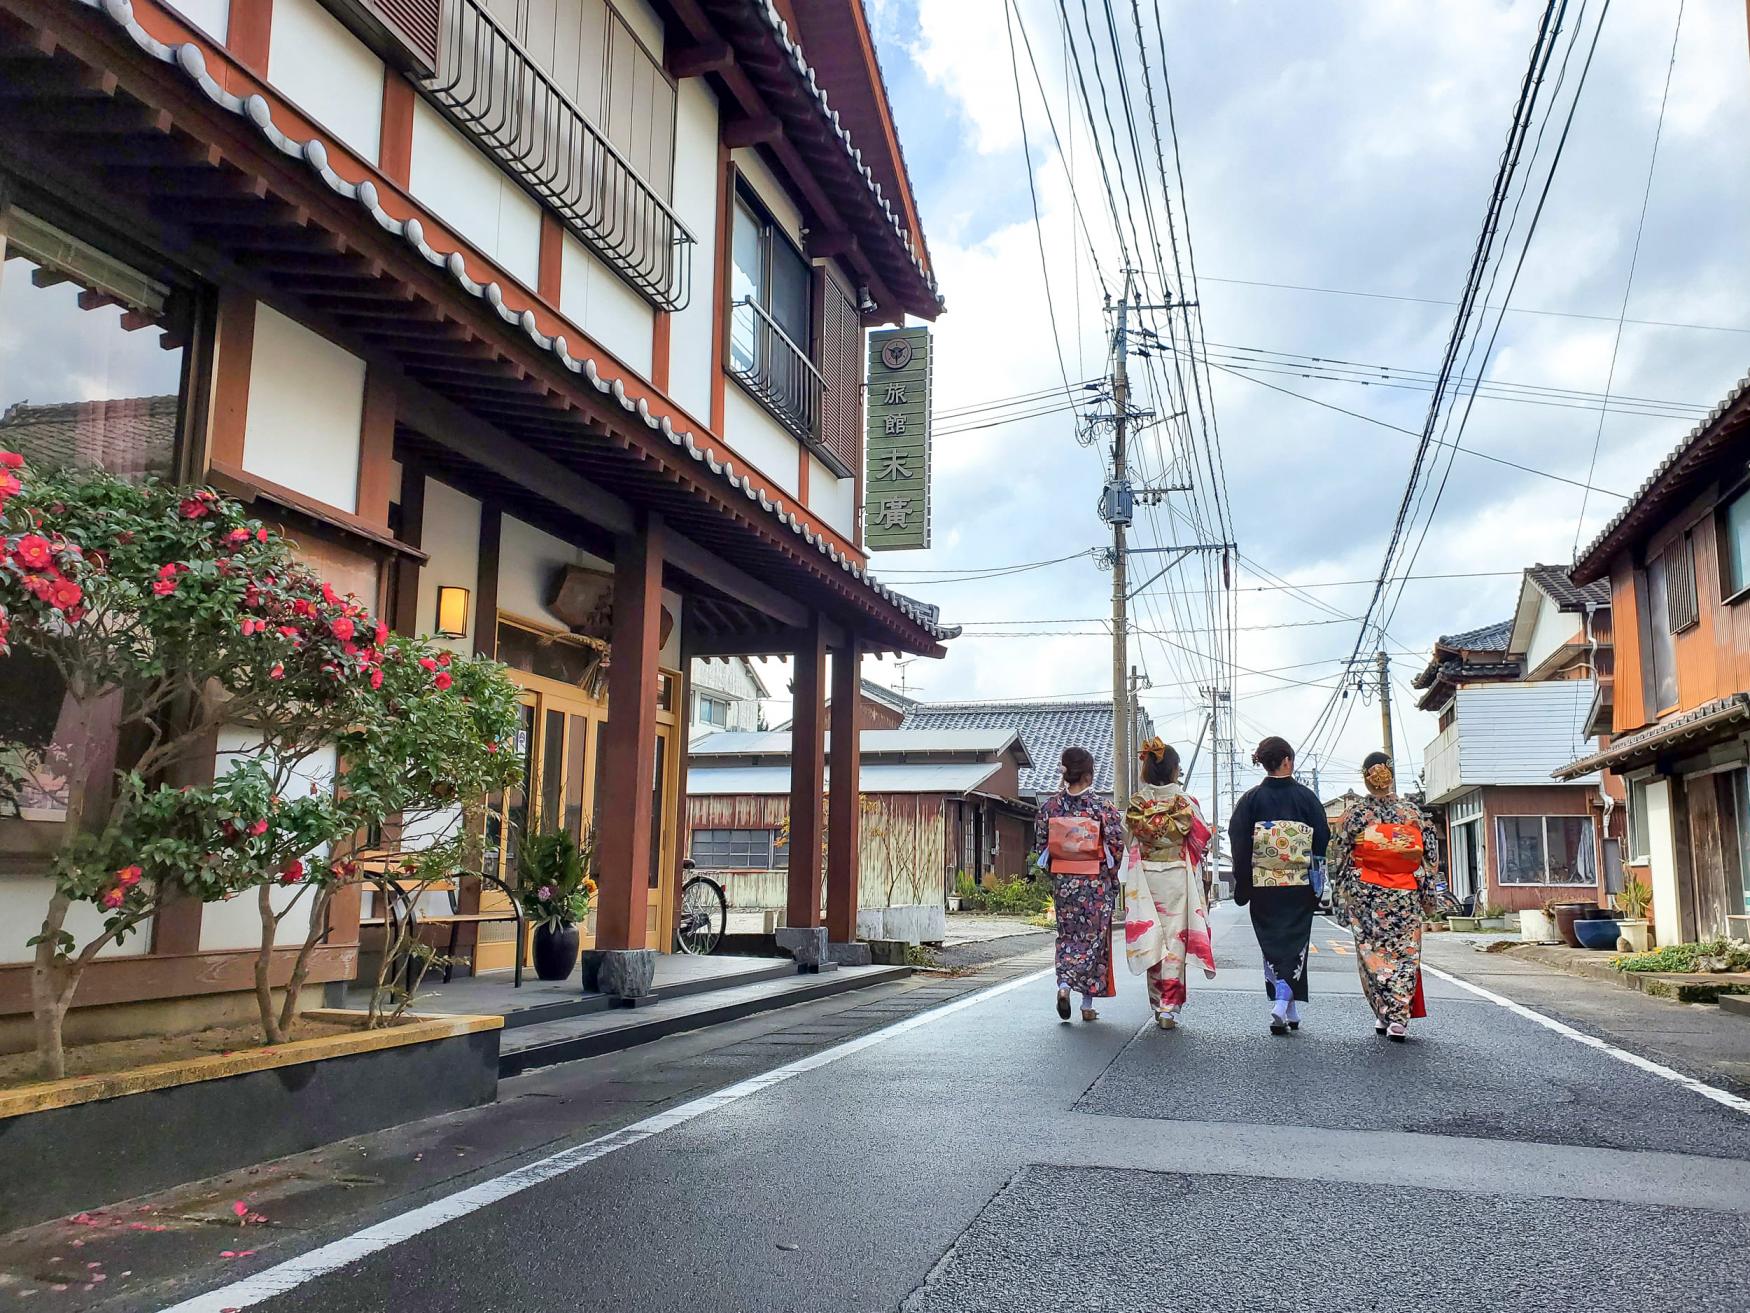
[157,967,1053,1312]
[1317,914,1750,1118]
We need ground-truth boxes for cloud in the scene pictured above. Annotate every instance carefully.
[864,0,1750,796]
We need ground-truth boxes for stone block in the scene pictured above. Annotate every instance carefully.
[582,948,656,999]
[774,926,828,966]
[828,942,873,968]
[865,938,910,967]
[881,904,946,945]
[855,909,886,941]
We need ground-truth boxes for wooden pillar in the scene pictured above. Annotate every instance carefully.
[787,615,828,928]
[825,639,862,942]
[596,514,665,950]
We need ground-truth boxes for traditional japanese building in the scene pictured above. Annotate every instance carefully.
[0,0,950,1039]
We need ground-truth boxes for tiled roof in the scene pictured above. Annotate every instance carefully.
[1555,694,1750,780]
[1437,619,1514,653]
[1524,564,1611,612]
[75,0,956,649]
[1574,371,1750,583]
[897,699,1142,798]
[0,396,178,478]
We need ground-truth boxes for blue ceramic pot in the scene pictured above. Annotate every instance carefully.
[1573,918,1620,951]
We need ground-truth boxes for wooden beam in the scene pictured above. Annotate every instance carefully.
[664,532,810,630]
[667,39,734,79]
[596,513,665,951]
[722,114,783,149]
[787,614,828,929]
[826,637,863,943]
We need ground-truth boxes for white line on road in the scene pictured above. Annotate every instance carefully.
[1315,914,1750,1118]
[158,966,1054,1312]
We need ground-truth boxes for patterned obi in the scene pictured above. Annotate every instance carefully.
[1354,822,1425,891]
[1129,794,1192,864]
[1251,819,1314,888]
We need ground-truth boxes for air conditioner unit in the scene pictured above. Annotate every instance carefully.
[319,0,443,78]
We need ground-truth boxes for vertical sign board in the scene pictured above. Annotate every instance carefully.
[864,326,931,551]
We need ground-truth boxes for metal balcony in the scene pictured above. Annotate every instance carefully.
[424,0,695,310]
[728,297,824,445]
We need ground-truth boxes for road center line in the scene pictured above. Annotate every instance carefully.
[157,966,1054,1312]
[1315,914,1750,1118]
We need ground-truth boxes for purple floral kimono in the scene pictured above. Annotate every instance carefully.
[1036,787,1123,995]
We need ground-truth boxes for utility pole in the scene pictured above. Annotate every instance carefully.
[1376,650,1395,762]
[1128,665,1147,797]
[1109,274,1133,810]
[1200,685,1231,875]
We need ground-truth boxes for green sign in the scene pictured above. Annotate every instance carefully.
[864,326,931,551]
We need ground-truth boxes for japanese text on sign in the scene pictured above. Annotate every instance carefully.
[864,326,930,551]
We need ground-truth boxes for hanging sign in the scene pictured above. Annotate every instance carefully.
[864,326,931,551]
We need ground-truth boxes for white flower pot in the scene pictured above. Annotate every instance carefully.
[1519,909,1555,942]
[1615,919,1650,953]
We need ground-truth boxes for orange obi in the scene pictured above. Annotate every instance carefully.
[1354,822,1425,891]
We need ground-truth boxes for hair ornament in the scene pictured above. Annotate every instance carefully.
[1364,762,1396,793]
[1138,736,1168,763]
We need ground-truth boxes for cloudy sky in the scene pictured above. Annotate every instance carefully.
[844,0,1750,801]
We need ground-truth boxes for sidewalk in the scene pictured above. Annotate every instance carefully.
[1421,933,1750,1097]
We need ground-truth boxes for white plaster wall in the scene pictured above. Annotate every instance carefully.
[808,453,856,542]
[242,304,365,513]
[416,477,483,657]
[269,0,385,165]
[1643,778,1681,946]
[615,0,666,56]
[666,77,719,421]
[169,0,228,40]
[498,515,613,631]
[559,235,654,379]
[732,148,804,243]
[197,733,335,952]
[409,99,541,289]
[722,387,800,498]
[1525,596,1581,676]
[0,877,150,964]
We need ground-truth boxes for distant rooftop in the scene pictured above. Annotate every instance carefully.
[688,728,1027,762]
[1523,563,1611,612]
[898,699,1139,798]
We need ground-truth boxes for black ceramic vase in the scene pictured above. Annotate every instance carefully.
[532,922,580,982]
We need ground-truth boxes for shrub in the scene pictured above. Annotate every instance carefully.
[961,874,1052,917]
[1611,938,1750,974]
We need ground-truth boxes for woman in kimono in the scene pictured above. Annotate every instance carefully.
[1124,738,1217,1030]
[1228,736,1328,1035]
[1328,752,1441,1042]
[1036,746,1123,1022]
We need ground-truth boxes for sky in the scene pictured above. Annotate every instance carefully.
[838,0,1750,805]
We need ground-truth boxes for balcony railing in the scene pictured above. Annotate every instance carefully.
[728,297,824,445]
[424,0,695,310]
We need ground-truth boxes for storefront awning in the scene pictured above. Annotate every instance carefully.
[1554,694,1750,779]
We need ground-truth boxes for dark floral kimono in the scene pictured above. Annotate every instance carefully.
[1228,776,1329,1003]
[1328,792,1441,1026]
[1036,787,1123,996]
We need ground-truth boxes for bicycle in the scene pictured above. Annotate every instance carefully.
[675,858,728,955]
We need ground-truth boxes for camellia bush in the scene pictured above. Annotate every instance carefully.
[0,453,521,1077]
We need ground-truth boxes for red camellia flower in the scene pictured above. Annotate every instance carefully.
[278,860,305,886]
[369,667,384,690]
[256,527,268,542]
[100,887,126,910]
[433,671,453,691]
[151,577,178,597]
[46,578,83,612]
[277,625,300,641]
[179,497,211,519]
[322,582,340,607]
[485,741,498,754]
[0,450,22,468]
[418,656,438,672]
[437,651,452,667]
[12,534,52,570]
[373,622,388,647]
[115,865,143,888]
[225,527,252,546]
[331,616,355,643]
[0,471,20,500]
[269,663,285,681]
[248,819,269,836]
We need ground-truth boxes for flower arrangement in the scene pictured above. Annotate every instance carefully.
[515,826,598,930]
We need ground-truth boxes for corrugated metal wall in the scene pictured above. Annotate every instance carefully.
[1455,681,1599,786]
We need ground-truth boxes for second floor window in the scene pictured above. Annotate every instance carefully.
[1721,485,1750,600]
[1642,537,1694,714]
[728,188,820,441]
[696,693,731,729]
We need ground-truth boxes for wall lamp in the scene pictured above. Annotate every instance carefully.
[435,585,470,640]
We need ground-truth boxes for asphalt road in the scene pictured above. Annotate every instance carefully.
[120,906,1750,1310]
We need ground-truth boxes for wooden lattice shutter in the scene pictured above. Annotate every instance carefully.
[815,265,863,475]
[320,0,444,76]
[1664,536,1698,633]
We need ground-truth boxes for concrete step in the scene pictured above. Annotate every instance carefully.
[498,964,913,1076]
[497,959,798,1030]
[1721,995,1750,1021]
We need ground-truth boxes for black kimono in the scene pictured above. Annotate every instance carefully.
[1228,776,1329,1003]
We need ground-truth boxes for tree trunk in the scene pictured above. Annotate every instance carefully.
[29,893,75,1081]
[277,884,336,1037]
[254,885,284,1045]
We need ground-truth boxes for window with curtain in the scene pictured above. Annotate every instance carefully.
[1720,488,1750,601]
[1644,552,1679,713]
[1496,815,1595,885]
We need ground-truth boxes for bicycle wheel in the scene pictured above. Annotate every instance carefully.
[675,876,727,955]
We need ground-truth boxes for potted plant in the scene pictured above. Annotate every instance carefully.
[1520,899,1557,942]
[1574,912,1621,950]
[1447,912,1482,932]
[516,827,597,981]
[1479,902,1510,931]
[1612,878,1653,953]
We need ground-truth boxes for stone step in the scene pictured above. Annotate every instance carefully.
[498,964,914,1076]
[497,960,799,1030]
[1721,995,1750,1021]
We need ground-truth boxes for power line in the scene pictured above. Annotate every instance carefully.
[1196,274,1750,336]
